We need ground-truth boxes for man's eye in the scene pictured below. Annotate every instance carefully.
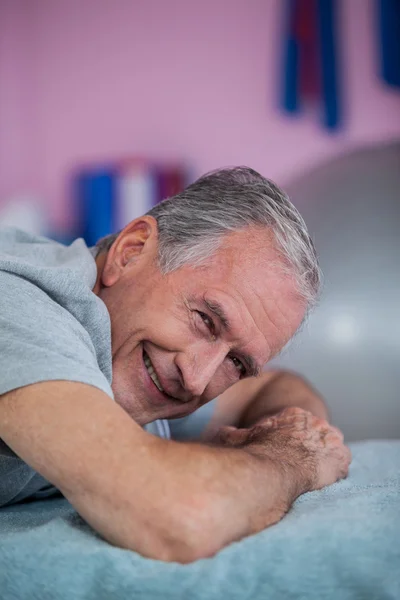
[197,311,215,334]
[230,356,246,377]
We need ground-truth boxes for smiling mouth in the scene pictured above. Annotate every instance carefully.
[142,349,193,410]
[143,350,166,393]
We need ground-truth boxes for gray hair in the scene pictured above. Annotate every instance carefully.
[96,167,321,308]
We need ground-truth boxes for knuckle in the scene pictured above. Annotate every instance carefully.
[330,425,344,441]
[283,407,305,417]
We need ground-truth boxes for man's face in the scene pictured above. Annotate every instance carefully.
[96,219,306,425]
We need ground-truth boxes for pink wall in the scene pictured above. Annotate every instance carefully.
[1,0,400,227]
[0,0,37,201]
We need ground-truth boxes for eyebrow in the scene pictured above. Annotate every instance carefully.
[204,299,231,330]
[202,298,261,378]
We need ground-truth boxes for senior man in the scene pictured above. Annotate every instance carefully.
[0,167,350,563]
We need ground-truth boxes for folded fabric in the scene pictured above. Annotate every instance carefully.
[1,440,399,600]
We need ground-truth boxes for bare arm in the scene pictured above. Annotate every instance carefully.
[0,381,307,562]
[0,380,349,563]
[203,370,329,440]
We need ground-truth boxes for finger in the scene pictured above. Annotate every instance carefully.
[319,429,329,446]
[216,425,250,446]
[311,415,330,429]
[329,425,345,442]
[252,416,275,428]
[273,409,309,428]
[344,445,352,465]
[280,406,309,417]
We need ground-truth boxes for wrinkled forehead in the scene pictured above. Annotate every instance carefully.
[207,228,302,298]
[234,262,306,358]
[191,232,307,358]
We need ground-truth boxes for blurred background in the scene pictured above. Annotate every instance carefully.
[0,0,399,440]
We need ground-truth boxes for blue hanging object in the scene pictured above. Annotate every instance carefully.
[317,0,342,130]
[280,0,342,131]
[75,168,117,247]
[377,0,400,88]
[281,0,301,114]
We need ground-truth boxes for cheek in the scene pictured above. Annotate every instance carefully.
[130,301,192,350]
[206,361,239,400]
[103,275,192,350]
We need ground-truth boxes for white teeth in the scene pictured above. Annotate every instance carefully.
[150,372,164,393]
[144,353,164,393]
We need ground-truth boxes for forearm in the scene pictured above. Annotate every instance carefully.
[69,437,294,563]
[0,382,297,563]
[239,371,329,428]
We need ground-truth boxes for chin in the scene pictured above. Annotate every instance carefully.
[112,378,195,425]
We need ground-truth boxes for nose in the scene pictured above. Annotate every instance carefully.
[174,343,227,398]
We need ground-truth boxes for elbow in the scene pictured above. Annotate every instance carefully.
[142,498,230,564]
[152,498,285,564]
[149,521,224,564]
[152,537,218,564]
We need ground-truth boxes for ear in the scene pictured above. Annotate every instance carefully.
[101,216,158,287]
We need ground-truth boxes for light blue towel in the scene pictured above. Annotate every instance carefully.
[0,440,399,599]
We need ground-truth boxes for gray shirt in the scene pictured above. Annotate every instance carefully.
[0,228,169,507]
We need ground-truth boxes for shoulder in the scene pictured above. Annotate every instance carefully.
[0,258,112,400]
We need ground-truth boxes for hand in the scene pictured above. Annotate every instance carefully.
[213,407,351,496]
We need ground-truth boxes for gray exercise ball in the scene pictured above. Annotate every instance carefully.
[270,143,400,442]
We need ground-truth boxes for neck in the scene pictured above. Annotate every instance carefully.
[93,253,107,296]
